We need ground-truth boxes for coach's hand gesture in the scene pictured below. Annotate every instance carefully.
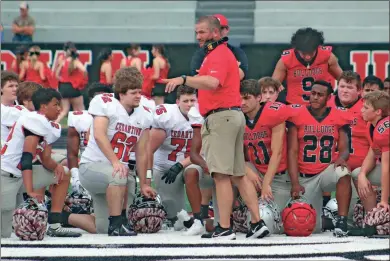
[161,77,185,93]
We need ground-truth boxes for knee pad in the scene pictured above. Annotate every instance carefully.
[335,166,351,179]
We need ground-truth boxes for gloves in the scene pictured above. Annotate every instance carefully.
[161,163,184,184]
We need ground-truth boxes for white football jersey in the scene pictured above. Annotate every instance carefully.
[141,95,156,111]
[1,111,60,177]
[188,105,204,127]
[152,104,193,171]
[67,110,93,153]
[1,104,29,147]
[80,93,153,165]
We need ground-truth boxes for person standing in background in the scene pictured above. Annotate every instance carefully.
[150,45,170,105]
[98,48,113,87]
[190,14,248,81]
[19,45,46,85]
[120,44,142,71]
[12,2,35,43]
[55,44,87,123]
[11,45,28,77]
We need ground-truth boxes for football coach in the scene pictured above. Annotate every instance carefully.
[162,16,261,239]
[190,14,248,80]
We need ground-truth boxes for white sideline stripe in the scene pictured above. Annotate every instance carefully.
[2,242,388,257]
[364,255,390,261]
[164,259,350,261]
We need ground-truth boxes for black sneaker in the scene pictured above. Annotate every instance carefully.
[201,224,236,240]
[333,216,348,237]
[108,224,137,236]
[47,226,81,237]
[246,220,270,239]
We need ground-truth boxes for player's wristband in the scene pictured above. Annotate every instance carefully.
[146,169,153,179]
[70,168,80,179]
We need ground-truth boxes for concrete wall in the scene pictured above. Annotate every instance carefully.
[1,1,197,43]
[254,1,389,43]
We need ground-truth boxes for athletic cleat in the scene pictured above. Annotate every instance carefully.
[175,209,191,231]
[333,216,348,237]
[201,224,236,240]
[246,220,270,239]
[108,224,137,236]
[183,219,205,236]
[47,226,81,237]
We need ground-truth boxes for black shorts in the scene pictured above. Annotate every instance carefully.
[151,83,166,97]
[58,82,82,99]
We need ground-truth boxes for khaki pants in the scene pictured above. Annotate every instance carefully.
[1,166,65,238]
[79,162,136,234]
[201,110,246,176]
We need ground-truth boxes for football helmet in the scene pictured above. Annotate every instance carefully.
[12,198,48,241]
[322,198,338,231]
[128,192,167,233]
[64,189,93,214]
[282,196,316,237]
[232,204,249,233]
[247,198,282,235]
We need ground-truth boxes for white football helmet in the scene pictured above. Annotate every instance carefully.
[323,198,338,227]
[247,198,282,234]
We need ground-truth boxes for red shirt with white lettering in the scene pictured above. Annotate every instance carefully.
[282,46,332,105]
[197,44,241,116]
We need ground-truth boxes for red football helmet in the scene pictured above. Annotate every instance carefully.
[282,197,316,237]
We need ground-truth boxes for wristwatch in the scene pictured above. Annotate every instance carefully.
[181,75,187,85]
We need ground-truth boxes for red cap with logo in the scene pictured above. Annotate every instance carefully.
[213,14,229,27]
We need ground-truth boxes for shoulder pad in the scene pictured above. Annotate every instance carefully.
[46,121,62,144]
[88,93,117,118]
[188,106,204,127]
[152,104,174,130]
[1,105,28,127]
[20,112,51,137]
[67,110,88,127]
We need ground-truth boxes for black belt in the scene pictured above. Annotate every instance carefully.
[9,173,17,178]
[300,173,318,178]
[204,107,241,118]
[275,170,287,176]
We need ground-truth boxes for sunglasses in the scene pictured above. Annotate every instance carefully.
[29,51,40,56]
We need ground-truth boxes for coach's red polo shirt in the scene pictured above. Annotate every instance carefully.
[197,43,241,116]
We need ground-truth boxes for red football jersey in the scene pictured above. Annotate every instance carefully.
[368,116,390,159]
[282,46,332,105]
[244,102,289,174]
[288,105,351,175]
[328,96,370,170]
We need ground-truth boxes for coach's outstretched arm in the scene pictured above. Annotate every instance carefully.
[287,123,305,198]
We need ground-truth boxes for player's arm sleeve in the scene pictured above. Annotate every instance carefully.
[232,46,248,80]
[190,48,205,76]
[152,105,173,131]
[378,127,390,153]
[21,114,50,138]
[88,94,116,118]
[188,106,204,128]
[67,112,74,127]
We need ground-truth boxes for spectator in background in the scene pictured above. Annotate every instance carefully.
[11,45,28,76]
[362,75,384,97]
[120,44,142,72]
[384,77,390,94]
[258,77,282,103]
[19,45,45,85]
[99,48,113,86]
[12,2,35,43]
[150,44,170,105]
[55,44,87,123]
[190,14,248,81]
